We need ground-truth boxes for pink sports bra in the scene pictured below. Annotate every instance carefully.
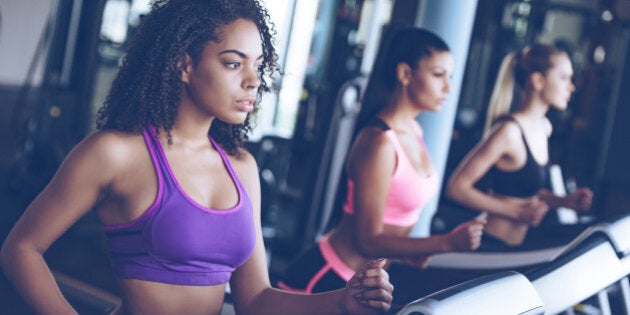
[343,120,439,227]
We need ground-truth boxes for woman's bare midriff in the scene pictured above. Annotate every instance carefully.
[328,214,414,271]
[484,194,533,246]
[117,279,227,315]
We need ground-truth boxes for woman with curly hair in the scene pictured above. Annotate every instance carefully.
[0,1,393,314]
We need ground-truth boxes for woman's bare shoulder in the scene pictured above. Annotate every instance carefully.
[347,127,396,177]
[351,127,394,157]
[70,130,147,168]
[226,147,259,179]
[486,120,523,147]
[230,148,258,169]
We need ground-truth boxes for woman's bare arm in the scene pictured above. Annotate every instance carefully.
[229,150,392,315]
[344,129,482,259]
[0,132,130,314]
[538,187,593,212]
[446,122,542,222]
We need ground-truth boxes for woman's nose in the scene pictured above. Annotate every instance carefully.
[244,66,261,90]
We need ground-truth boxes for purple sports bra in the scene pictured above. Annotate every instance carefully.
[102,126,255,286]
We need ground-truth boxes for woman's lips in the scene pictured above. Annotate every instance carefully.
[236,100,255,112]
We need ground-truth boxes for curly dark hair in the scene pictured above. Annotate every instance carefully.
[96,0,279,156]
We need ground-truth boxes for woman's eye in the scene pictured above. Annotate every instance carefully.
[226,62,241,69]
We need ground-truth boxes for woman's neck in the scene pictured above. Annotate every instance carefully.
[380,95,422,128]
[515,93,549,118]
[166,109,214,147]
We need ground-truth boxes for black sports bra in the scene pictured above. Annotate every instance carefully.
[488,116,549,198]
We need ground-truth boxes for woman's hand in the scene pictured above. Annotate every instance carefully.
[446,219,485,251]
[400,255,431,269]
[563,188,593,212]
[343,259,393,314]
[537,187,593,213]
[515,198,549,227]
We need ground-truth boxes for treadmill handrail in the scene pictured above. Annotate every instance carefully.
[526,234,625,315]
[427,214,630,270]
[396,271,544,315]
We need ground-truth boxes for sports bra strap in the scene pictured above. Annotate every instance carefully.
[365,117,390,131]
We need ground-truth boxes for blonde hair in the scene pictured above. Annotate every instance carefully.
[483,52,517,137]
[483,44,567,137]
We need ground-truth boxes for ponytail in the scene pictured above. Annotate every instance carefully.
[483,44,564,137]
[483,52,517,137]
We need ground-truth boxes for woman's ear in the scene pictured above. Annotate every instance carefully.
[530,71,546,91]
[180,54,193,83]
[396,62,412,86]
